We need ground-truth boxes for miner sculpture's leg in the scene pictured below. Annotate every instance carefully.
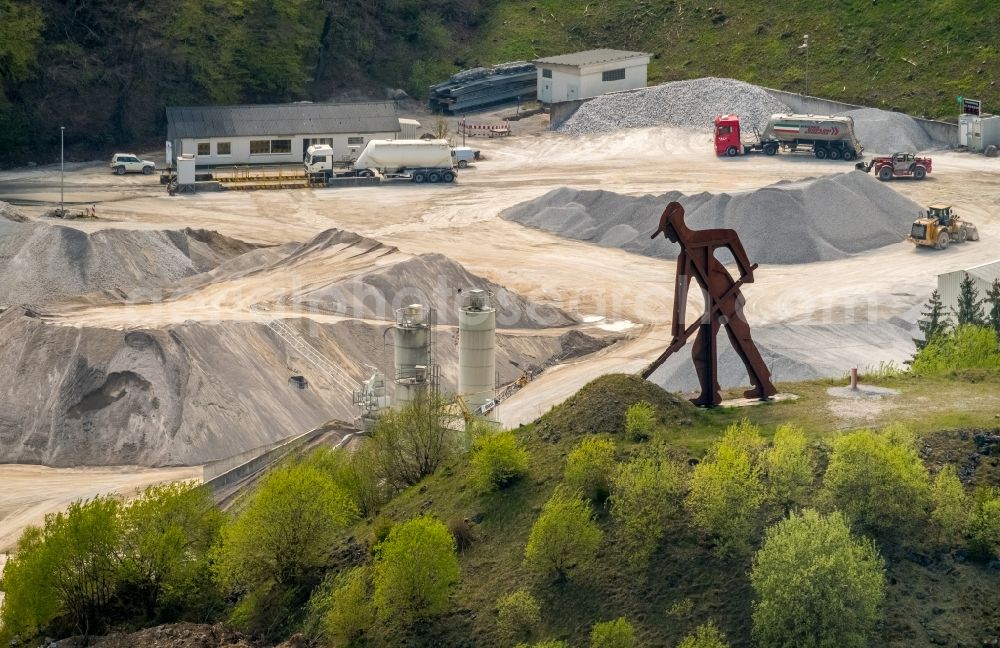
[721,298,777,400]
[690,316,723,407]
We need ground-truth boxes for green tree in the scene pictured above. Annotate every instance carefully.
[677,622,730,648]
[119,482,223,618]
[685,421,766,557]
[323,567,375,646]
[930,465,968,547]
[609,455,685,567]
[624,401,656,441]
[564,436,617,502]
[496,589,541,643]
[0,496,123,641]
[914,289,950,351]
[954,275,986,326]
[751,510,885,648]
[968,488,1000,560]
[764,424,816,512]
[307,445,387,518]
[821,428,930,538]
[213,462,358,627]
[373,515,460,624]
[369,393,461,490]
[524,489,603,582]
[469,430,530,493]
[986,278,1000,341]
[590,616,635,648]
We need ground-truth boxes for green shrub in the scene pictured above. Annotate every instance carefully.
[516,641,569,648]
[212,463,358,633]
[764,424,816,512]
[968,488,1000,560]
[307,445,388,518]
[0,496,122,642]
[930,465,969,547]
[324,567,375,646]
[564,437,617,502]
[609,455,685,567]
[373,515,459,624]
[496,589,541,643]
[590,616,635,648]
[469,430,530,493]
[624,401,656,441]
[685,421,766,557]
[524,488,603,582]
[751,510,885,648]
[911,324,1000,375]
[677,622,730,648]
[821,428,930,539]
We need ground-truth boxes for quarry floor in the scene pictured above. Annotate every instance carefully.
[2,112,1000,552]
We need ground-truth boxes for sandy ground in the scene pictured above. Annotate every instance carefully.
[1,113,999,549]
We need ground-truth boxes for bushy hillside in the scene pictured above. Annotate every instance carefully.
[471,0,1000,120]
[2,0,1000,163]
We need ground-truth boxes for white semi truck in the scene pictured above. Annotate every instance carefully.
[305,139,456,183]
[715,113,864,160]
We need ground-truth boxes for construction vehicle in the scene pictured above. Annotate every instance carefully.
[856,152,932,180]
[907,204,980,250]
[715,113,863,160]
[304,139,456,183]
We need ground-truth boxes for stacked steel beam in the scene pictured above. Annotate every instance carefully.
[428,61,537,114]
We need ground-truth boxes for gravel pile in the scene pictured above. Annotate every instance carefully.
[501,171,924,265]
[837,107,938,154]
[557,77,790,135]
[0,222,254,307]
[0,201,30,222]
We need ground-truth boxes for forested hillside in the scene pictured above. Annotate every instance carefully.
[1,0,1000,163]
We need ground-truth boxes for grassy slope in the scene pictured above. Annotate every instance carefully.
[466,0,1000,120]
[361,371,1000,647]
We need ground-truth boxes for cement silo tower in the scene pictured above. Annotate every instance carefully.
[392,304,433,408]
[458,289,496,417]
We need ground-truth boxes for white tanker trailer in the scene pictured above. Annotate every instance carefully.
[715,113,864,161]
[305,139,456,184]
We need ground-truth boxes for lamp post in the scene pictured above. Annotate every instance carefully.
[60,126,65,216]
[799,34,810,97]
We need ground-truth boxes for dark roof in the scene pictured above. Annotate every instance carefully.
[533,49,651,68]
[166,102,401,140]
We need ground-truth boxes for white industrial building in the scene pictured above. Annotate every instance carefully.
[165,102,420,166]
[533,49,651,104]
[937,259,1000,313]
[958,113,1000,152]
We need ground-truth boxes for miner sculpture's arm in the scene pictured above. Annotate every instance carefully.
[721,230,755,283]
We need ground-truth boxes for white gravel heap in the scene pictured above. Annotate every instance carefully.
[836,107,938,154]
[502,171,925,265]
[557,77,791,135]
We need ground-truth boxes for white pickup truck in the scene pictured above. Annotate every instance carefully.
[110,153,155,175]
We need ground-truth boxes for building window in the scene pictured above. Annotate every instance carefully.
[313,138,333,146]
[542,68,552,78]
[197,142,210,156]
[602,68,626,82]
[347,136,364,146]
[216,142,231,155]
[250,139,292,155]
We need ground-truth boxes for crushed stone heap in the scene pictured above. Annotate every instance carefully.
[557,77,791,135]
[501,171,924,265]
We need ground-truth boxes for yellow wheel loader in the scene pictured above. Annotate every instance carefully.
[907,204,980,250]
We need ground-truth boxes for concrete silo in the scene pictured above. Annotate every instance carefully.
[458,289,496,416]
[392,304,432,409]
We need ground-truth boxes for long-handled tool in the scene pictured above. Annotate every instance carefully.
[640,263,757,378]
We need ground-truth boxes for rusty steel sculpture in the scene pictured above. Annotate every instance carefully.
[641,201,777,407]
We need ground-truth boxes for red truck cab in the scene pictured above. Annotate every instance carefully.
[714,114,742,156]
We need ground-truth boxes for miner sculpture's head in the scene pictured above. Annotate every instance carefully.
[652,201,686,244]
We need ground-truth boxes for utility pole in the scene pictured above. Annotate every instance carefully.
[60,126,65,216]
[799,34,810,97]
